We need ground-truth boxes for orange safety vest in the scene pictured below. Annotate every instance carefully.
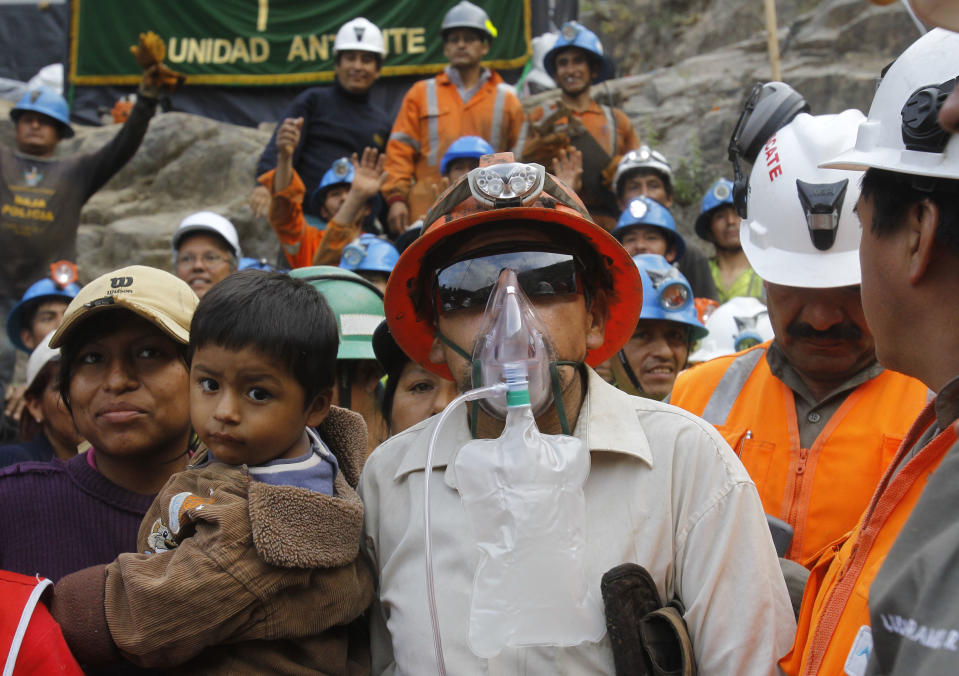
[670,342,929,564]
[382,70,524,220]
[780,402,955,675]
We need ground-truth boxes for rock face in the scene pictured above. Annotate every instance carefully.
[0,0,925,279]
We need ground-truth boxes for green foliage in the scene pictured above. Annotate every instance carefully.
[672,134,712,208]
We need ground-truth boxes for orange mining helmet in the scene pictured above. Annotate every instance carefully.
[384,152,642,380]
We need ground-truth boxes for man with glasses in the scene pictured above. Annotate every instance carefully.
[171,212,240,299]
[359,152,794,674]
[382,1,524,235]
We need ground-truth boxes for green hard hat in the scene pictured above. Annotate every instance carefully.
[290,266,384,361]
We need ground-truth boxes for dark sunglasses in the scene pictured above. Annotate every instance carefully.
[434,249,582,315]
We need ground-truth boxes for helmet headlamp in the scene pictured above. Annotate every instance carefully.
[796,178,848,251]
[646,265,691,311]
[341,237,368,267]
[900,77,957,154]
[50,260,78,289]
[468,162,546,208]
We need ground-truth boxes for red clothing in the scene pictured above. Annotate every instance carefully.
[383,68,524,221]
[0,570,82,675]
[258,168,359,268]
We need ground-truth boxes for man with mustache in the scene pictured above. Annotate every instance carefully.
[669,112,929,569]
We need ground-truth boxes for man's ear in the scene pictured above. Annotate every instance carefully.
[908,198,941,285]
[305,388,333,427]
[20,328,37,351]
[586,289,609,351]
[665,243,677,264]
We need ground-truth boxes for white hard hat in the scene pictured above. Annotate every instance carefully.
[689,297,773,363]
[822,28,959,182]
[172,211,242,261]
[742,110,866,289]
[334,17,386,57]
[26,331,60,390]
[613,146,673,195]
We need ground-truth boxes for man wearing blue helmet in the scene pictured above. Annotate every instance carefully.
[518,21,639,229]
[613,196,685,263]
[264,116,387,269]
[605,254,707,400]
[0,63,167,397]
[6,274,80,354]
[695,178,762,303]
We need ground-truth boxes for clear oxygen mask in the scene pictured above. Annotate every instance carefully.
[470,268,554,418]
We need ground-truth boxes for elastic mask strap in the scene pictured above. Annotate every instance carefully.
[551,360,578,436]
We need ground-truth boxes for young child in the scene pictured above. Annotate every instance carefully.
[52,271,374,673]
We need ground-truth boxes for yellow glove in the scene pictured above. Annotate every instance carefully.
[130,31,186,97]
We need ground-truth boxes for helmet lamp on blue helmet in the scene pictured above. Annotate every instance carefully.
[615,196,686,261]
[796,178,848,251]
[544,21,613,84]
[341,239,367,268]
[467,162,546,207]
[339,234,399,274]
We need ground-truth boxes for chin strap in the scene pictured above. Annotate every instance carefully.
[616,349,644,394]
[436,329,577,436]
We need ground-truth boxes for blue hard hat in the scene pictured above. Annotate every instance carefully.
[10,87,74,138]
[309,157,355,215]
[440,135,494,176]
[694,178,736,240]
[7,277,81,352]
[633,254,707,340]
[614,196,686,261]
[237,257,280,272]
[544,21,613,84]
[340,234,399,274]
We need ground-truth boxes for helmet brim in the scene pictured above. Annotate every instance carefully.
[385,206,642,379]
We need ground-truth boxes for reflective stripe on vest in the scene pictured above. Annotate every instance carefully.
[2,577,52,676]
[389,131,421,152]
[489,83,510,151]
[425,78,440,167]
[601,104,617,156]
[700,348,766,425]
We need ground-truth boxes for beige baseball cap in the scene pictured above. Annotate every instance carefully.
[50,265,199,349]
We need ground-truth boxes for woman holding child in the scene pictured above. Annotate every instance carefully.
[0,265,197,582]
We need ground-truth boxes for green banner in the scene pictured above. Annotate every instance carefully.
[69,0,531,86]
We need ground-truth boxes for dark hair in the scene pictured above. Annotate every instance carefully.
[189,271,339,405]
[334,50,383,69]
[20,360,58,441]
[616,167,674,200]
[58,309,190,411]
[860,168,959,254]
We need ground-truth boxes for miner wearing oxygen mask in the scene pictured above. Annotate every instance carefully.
[358,153,794,675]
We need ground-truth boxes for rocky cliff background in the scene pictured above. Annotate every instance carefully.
[0,0,922,281]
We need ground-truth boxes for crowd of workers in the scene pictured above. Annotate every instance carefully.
[0,0,957,673]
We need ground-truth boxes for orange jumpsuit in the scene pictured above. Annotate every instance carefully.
[258,169,359,269]
[669,341,929,564]
[382,68,524,221]
[780,403,955,675]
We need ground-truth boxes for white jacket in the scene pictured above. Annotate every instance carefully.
[359,368,796,675]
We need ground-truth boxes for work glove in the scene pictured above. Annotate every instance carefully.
[601,563,697,676]
[131,31,185,98]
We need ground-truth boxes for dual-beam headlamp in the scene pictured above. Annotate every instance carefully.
[467,162,546,208]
